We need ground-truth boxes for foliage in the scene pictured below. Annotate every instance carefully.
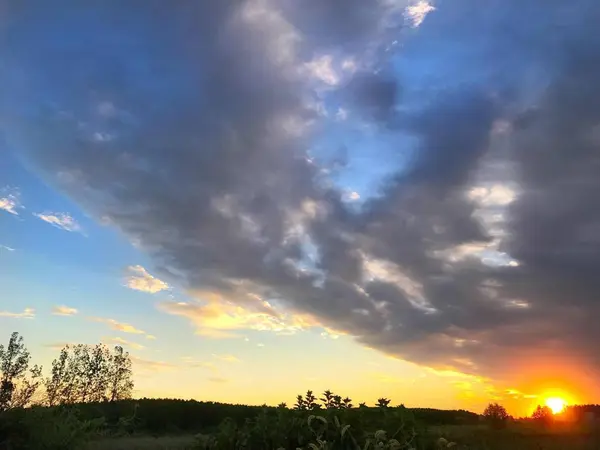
[45,343,134,406]
[482,403,510,429]
[0,406,105,450]
[192,390,433,450]
[0,332,42,411]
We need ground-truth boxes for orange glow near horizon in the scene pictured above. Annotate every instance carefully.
[545,397,567,414]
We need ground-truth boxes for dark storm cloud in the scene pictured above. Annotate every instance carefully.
[3,0,600,392]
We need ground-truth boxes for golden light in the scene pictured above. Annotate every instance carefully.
[545,397,567,414]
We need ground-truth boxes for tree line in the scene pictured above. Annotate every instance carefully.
[0,331,133,411]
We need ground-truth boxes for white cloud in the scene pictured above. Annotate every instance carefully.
[468,184,517,207]
[343,191,361,202]
[341,58,357,73]
[239,0,301,69]
[0,245,15,252]
[124,265,169,294]
[33,212,84,233]
[52,305,78,316]
[0,188,22,216]
[304,55,340,85]
[0,308,35,319]
[405,0,435,27]
[335,108,348,121]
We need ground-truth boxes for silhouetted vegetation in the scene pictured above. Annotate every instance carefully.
[1,332,600,449]
[482,403,510,429]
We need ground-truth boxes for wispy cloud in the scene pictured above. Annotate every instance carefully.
[33,212,84,234]
[89,316,154,339]
[103,336,145,350]
[0,308,35,319]
[124,265,169,294]
[208,376,229,384]
[131,356,177,372]
[52,305,78,316]
[158,293,317,339]
[212,354,240,363]
[0,245,15,252]
[0,188,22,216]
[405,0,436,27]
[45,342,72,351]
[181,357,219,372]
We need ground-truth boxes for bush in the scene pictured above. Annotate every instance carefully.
[0,406,104,450]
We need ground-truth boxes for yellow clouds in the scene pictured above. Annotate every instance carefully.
[103,336,145,350]
[0,307,35,319]
[52,305,78,316]
[124,265,169,293]
[212,354,240,363]
[89,317,155,340]
[131,356,177,372]
[158,292,318,338]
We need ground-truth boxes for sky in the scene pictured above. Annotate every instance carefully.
[1,0,600,416]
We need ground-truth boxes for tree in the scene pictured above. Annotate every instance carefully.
[532,405,553,426]
[45,346,70,406]
[321,389,335,409]
[483,402,510,429]
[44,343,133,405]
[376,398,391,408]
[107,346,133,402]
[0,332,42,410]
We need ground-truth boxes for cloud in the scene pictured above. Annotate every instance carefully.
[404,1,435,28]
[103,336,145,350]
[208,376,229,384]
[0,308,35,319]
[0,245,15,252]
[33,212,83,233]
[0,187,22,216]
[45,342,72,351]
[212,354,240,363]
[5,0,600,398]
[52,305,78,316]
[89,317,153,339]
[158,292,318,338]
[131,356,177,372]
[124,265,169,294]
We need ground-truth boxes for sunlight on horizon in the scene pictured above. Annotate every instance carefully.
[545,397,567,415]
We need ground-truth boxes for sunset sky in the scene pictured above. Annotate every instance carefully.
[1,0,599,417]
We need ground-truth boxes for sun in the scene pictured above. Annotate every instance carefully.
[545,397,567,414]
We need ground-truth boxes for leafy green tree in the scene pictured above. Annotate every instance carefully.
[0,332,42,411]
[483,402,510,429]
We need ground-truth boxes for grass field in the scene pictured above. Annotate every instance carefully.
[86,435,197,450]
[82,425,600,450]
